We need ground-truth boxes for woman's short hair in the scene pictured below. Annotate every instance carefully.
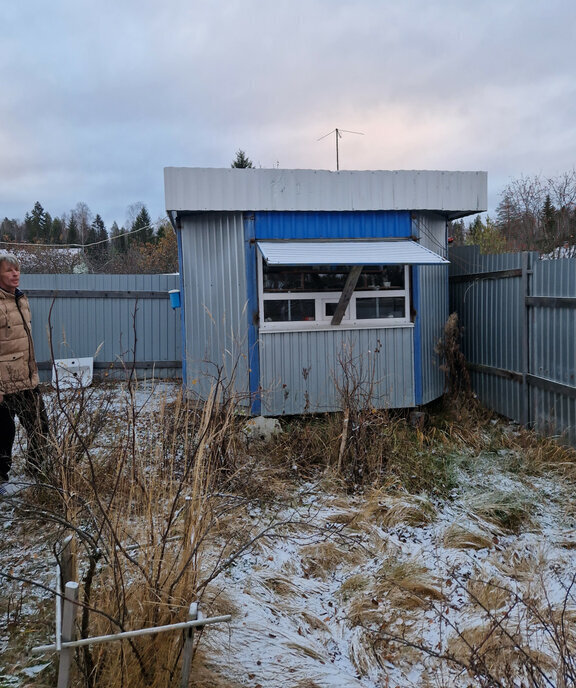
[0,252,20,269]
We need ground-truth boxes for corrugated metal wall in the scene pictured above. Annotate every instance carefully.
[253,211,419,414]
[413,212,449,404]
[449,247,525,421]
[530,257,576,441]
[22,273,182,380]
[259,327,414,414]
[449,246,576,446]
[416,264,449,403]
[178,212,250,401]
[177,209,450,414]
[253,210,411,239]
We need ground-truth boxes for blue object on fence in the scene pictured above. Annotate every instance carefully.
[169,289,181,309]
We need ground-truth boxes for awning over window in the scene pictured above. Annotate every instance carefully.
[257,240,448,265]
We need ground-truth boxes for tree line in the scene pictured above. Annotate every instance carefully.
[0,151,254,274]
[450,169,576,255]
[10,154,566,270]
[0,201,177,274]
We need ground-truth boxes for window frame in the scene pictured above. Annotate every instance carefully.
[257,254,411,332]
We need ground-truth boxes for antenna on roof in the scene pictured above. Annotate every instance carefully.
[317,128,364,171]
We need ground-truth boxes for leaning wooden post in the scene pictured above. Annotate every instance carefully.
[59,534,76,589]
[57,581,79,688]
[180,602,198,688]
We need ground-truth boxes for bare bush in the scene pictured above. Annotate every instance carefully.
[436,312,471,399]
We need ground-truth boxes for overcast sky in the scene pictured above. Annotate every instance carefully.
[1,0,575,230]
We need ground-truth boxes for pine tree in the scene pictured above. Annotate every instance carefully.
[541,195,557,248]
[130,206,153,245]
[86,214,109,267]
[466,216,506,254]
[66,216,79,245]
[110,221,126,254]
[449,219,466,245]
[231,150,254,168]
[50,217,65,244]
[26,201,49,242]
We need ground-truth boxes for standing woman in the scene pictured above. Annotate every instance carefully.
[0,252,49,493]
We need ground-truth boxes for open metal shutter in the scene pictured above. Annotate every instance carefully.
[257,240,448,265]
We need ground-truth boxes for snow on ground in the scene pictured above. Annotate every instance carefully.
[200,467,576,687]
[2,381,576,687]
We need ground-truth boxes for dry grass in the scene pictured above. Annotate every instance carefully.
[2,378,257,688]
[442,522,499,550]
[362,489,437,528]
[466,575,512,611]
[4,353,576,688]
[375,558,445,610]
[463,489,537,534]
[491,543,551,583]
[338,573,371,602]
[300,541,363,579]
[446,622,558,683]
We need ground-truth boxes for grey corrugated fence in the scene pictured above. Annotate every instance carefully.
[22,274,182,381]
[449,246,576,447]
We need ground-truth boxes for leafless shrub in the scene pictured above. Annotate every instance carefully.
[436,312,471,399]
[0,370,258,687]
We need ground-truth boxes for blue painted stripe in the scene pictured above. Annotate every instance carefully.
[243,215,261,415]
[254,211,411,239]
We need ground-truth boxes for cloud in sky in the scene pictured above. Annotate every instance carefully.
[1,0,575,228]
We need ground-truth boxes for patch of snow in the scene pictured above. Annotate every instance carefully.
[3,384,576,687]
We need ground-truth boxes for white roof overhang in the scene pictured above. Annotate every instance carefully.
[257,240,448,265]
[165,168,487,218]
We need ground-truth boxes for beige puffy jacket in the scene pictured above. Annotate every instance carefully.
[0,289,39,394]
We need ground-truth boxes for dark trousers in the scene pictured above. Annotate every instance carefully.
[0,387,49,481]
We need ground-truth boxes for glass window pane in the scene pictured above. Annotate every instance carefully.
[263,268,304,291]
[264,265,349,292]
[263,299,315,322]
[307,269,348,291]
[264,264,405,293]
[356,297,405,319]
[357,265,405,290]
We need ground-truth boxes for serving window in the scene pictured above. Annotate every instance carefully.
[258,259,410,330]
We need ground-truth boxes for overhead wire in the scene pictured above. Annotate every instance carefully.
[0,221,162,250]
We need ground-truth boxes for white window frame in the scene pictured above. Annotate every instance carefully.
[258,254,411,332]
